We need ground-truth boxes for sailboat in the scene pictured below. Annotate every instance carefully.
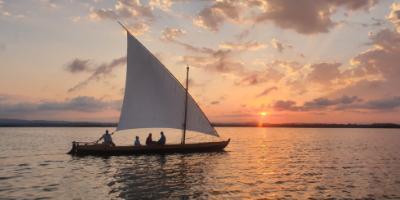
[68,23,230,156]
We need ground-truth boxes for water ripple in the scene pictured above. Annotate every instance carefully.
[1,127,400,199]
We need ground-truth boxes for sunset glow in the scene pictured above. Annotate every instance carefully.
[1,0,400,124]
[260,112,267,117]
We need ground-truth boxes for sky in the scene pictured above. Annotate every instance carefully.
[1,0,400,124]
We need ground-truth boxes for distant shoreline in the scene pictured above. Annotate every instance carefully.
[1,119,400,128]
[213,123,400,129]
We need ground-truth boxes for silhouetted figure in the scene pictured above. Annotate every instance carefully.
[157,131,166,145]
[146,133,153,145]
[102,130,115,146]
[134,136,141,146]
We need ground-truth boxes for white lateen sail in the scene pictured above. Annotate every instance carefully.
[117,31,218,137]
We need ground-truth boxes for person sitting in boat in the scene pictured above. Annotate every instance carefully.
[157,131,166,145]
[134,136,141,146]
[146,133,153,145]
[102,130,115,146]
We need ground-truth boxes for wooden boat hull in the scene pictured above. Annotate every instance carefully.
[68,139,230,156]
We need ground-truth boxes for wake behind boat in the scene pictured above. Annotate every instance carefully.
[68,22,230,156]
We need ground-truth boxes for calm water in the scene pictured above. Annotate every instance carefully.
[0,127,400,199]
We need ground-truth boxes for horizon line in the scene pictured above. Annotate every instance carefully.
[1,118,400,128]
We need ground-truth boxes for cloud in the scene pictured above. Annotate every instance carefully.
[271,38,284,53]
[219,41,266,51]
[193,0,242,31]
[254,0,336,34]
[335,3,400,98]
[192,0,377,34]
[37,96,112,112]
[336,96,400,111]
[330,79,386,101]
[239,67,284,86]
[149,0,173,11]
[309,25,400,99]
[272,95,400,112]
[270,38,292,53]
[172,39,245,74]
[67,56,126,92]
[330,0,377,10]
[126,22,150,36]
[88,0,159,35]
[183,49,245,74]
[0,96,121,118]
[238,60,295,85]
[89,0,154,21]
[350,29,400,83]
[161,27,186,41]
[235,29,251,40]
[281,27,400,94]
[357,17,385,28]
[71,16,81,23]
[254,0,377,34]
[362,96,400,110]
[272,95,362,112]
[1,11,10,16]
[210,100,220,105]
[257,86,278,97]
[388,2,400,33]
[303,95,362,110]
[187,78,205,88]
[174,41,214,54]
[307,62,341,85]
[65,59,91,73]
[0,1,25,19]
[273,100,298,111]
[39,0,57,8]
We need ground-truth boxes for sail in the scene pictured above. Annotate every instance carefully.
[117,32,218,137]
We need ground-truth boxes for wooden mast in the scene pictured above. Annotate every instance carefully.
[182,65,189,144]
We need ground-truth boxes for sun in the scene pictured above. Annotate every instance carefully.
[260,112,267,116]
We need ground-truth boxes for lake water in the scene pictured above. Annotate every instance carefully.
[0,127,400,199]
